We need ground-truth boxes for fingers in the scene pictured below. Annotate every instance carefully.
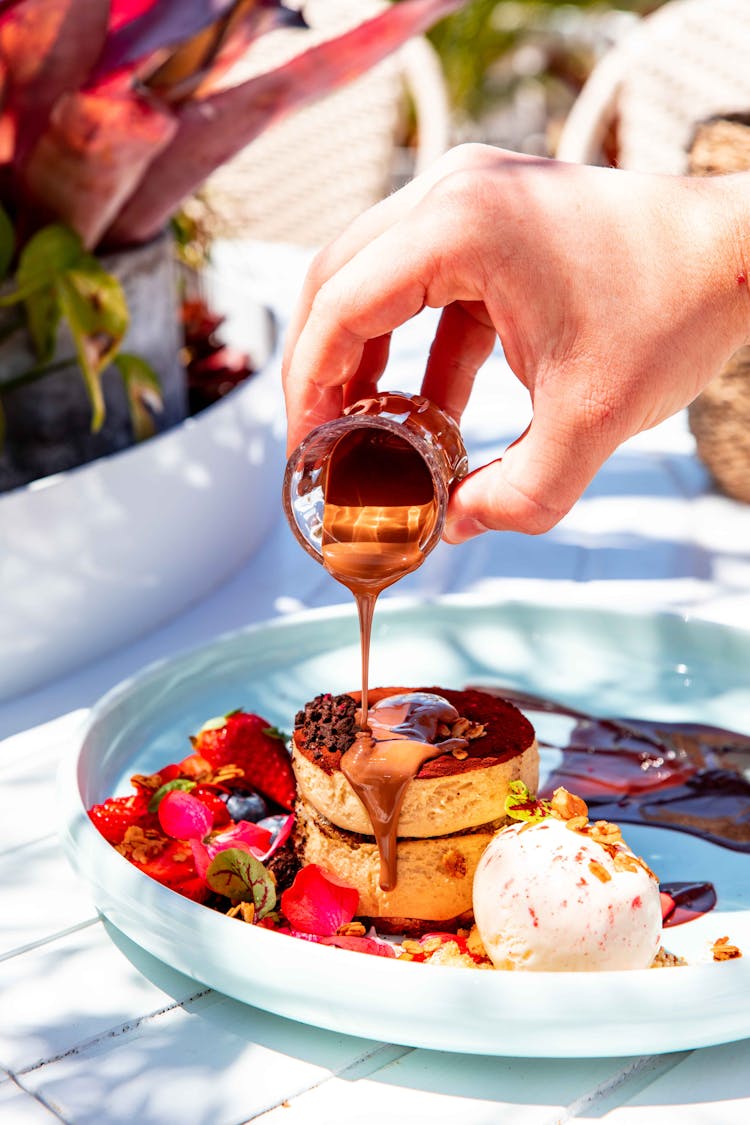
[421,301,497,421]
[281,157,460,388]
[282,234,426,451]
[444,398,619,541]
[282,145,518,449]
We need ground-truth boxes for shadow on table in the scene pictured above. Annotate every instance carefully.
[98,921,750,1125]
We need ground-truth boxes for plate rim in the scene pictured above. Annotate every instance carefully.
[59,595,750,1057]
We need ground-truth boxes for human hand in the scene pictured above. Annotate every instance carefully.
[282,144,750,540]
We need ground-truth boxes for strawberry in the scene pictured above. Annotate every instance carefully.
[192,712,296,810]
[88,793,157,845]
[133,839,209,903]
[190,785,233,828]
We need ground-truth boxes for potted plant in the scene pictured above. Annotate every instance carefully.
[0,0,462,492]
[0,0,463,702]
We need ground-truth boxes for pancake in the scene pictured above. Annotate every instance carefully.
[291,686,539,928]
[293,687,538,837]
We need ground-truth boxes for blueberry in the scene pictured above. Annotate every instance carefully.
[225,789,270,823]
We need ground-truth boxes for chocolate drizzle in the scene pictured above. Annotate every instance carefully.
[341,692,467,891]
[476,685,750,854]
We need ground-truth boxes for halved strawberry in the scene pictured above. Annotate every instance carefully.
[133,839,209,903]
[192,711,296,810]
[88,793,158,845]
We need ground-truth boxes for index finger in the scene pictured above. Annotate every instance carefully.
[284,209,493,452]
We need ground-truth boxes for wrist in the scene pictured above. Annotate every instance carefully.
[697,172,750,349]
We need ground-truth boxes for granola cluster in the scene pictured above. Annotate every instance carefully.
[547,787,657,883]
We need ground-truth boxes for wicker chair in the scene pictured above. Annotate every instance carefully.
[201,0,451,247]
[555,0,750,504]
[556,0,750,172]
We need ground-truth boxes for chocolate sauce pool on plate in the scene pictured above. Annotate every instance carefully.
[476,685,750,925]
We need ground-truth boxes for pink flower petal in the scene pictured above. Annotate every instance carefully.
[273,925,396,958]
[319,935,396,958]
[211,820,274,857]
[257,813,295,860]
[190,819,278,882]
[280,864,359,936]
[158,789,213,840]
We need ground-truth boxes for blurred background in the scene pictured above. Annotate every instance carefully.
[421,0,665,157]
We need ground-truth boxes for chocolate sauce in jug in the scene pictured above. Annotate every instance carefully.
[287,395,465,890]
[321,427,438,724]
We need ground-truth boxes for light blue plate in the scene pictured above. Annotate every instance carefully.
[60,596,750,1057]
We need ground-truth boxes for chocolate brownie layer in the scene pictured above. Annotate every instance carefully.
[294,686,535,778]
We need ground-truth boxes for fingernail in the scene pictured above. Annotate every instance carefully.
[444,516,488,544]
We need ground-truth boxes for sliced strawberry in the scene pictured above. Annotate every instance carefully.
[192,712,296,810]
[88,792,158,845]
[660,891,676,923]
[190,785,232,828]
[133,838,209,903]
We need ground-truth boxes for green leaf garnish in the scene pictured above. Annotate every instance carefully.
[263,725,288,742]
[206,848,276,918]
[505,780,552,824]
[148,778,196,812]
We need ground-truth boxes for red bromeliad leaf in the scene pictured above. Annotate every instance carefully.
[20,86,176,248]
[140,1,306,107]
[158,788,214,840]
[280,863,359,937]
[0,0,110,166]
[109,0,158,32]
[105,0,464,246]
[96,0,236,78]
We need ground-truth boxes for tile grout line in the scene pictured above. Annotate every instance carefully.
[0,916,101,963]
[241,1042,417,1121]
[3,1071,71,1123]
[551,1050,693,1123]
[14,988,214,1077]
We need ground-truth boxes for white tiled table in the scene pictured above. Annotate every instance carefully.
[2,242,750,1124]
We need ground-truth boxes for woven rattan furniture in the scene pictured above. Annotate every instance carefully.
[202,0,451,247]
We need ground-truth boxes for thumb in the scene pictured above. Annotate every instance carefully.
[443,415,614,542]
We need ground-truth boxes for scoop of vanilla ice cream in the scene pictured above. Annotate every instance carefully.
[472,817,662,971]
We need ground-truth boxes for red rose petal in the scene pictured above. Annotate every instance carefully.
[280,864,359,936]
[319,935,396,957]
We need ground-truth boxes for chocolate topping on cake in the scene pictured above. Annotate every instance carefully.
[294,686,534,778]
[294,692,358,759]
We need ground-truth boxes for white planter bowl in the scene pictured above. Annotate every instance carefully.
[0,339,286,702]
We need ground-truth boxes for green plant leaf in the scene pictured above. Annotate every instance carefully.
[205,848,276,917]
[0,225,85,365]
[114,352,164,442]
[56,260,130,431]
[15,224,84,300]
[0,206,14,281]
